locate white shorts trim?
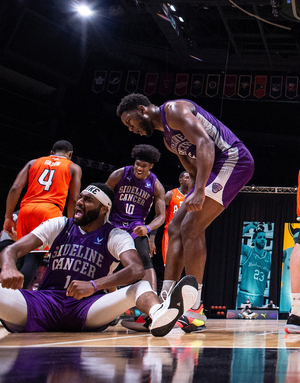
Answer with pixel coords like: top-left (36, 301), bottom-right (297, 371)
top-left (205, 147), bottom-right (239, 206)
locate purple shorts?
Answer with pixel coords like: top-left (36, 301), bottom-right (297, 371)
top-left (187, 142), bottom-right (254, 208)
top-left (112, 220), bottom-right (144, 240)
top-left (1, 290), bottom-right (108, 333)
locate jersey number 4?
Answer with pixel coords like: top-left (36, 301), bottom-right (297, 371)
top-left (38, 169), bottom-right (55, 191)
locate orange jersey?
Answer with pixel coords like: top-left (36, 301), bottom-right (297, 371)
top-left (164, 188), bottom-right (186, 229)
top-left (162, 188), bottom-right (186, 264)
top-left (20, 155), bottom-right (72, 211)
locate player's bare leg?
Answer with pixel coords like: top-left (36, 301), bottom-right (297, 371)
top-left (143, 268), bottom-right (157, 292)
top-left (285, 243), bottom-right (300, 333)
top-left (86, 278), bottom-right (198, 337)
top-left (181, 197), bottom-right (224, 284)
top-left (0, 286), bottom-right (28, 328)
top-left (163, 203), bottom-right (187, 283)
top-left (163, 197), bottom-right (224, 332)
top-left (164, 197), bottom-right (224, 284)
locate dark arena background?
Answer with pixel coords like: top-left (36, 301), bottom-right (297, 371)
top-left (1, 1), bottom-right (300, 382)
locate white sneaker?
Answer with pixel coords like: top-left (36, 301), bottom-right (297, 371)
top-left (150, 275), bottom-right (198, 337)
top-left (248, 312), bottom-right (258, 319)
top-left (160, 290), bottom-right (169, 301)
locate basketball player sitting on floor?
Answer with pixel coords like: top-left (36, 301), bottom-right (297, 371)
top-left (238, 299), bottom-right (258, 319)
top-left (0, 183), bottom-right (198, 337)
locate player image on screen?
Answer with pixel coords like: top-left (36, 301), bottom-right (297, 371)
top-left (236, 222), bottom-right (273, 308)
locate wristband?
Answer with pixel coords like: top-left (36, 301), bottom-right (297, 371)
top-left (146, 225), bottom-right (151, 234)
top-left (90, 280), bottom-right (98, 292)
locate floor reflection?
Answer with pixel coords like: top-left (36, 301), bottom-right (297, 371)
top-left (1, 344), bottom-right (300, 383)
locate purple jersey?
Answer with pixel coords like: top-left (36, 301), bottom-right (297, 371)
top-left (160, 99), bottom-right (241, 160)
top-left (109, 166), bottom-right (156, 230)
top-left (160, 100), bottom-right (254, 208)
top-left (39, 219), bottom-right (118, 291)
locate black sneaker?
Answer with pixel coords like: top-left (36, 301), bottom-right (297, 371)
top-left (108, 317), bottom-right (120, 326)
top-left (121, 314), bottom-right (152, 332)
top-left (285, 314), bottom-right (300, 333)
top-left (150, 275), bottom-right (198, 337)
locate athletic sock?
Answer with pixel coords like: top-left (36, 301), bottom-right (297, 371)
top-left (291, 293), bottom-right (300, 316)
top-left (160, 280), bottom-right (176, 297)
top-left (191, 284), bottom-right (203, 310)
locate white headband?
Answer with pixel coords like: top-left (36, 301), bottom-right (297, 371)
top-left (84, 185), bottom-right (112, 222)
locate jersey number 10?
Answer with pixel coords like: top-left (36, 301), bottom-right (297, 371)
top-left (125, 203), bottom-right (135, 215)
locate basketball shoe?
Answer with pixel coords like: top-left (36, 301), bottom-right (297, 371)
top-left (176, 303), bottom-right (207, 333)
top-left (121, 276), bottom-right (198, 335)
top-left (284, 314), bottom-right (300, 333)
top-left (121, 313), bottom-right (151, 332)
top-left (150, 275), bottom-right (198, 337)
top-left (108, 317), bottom-right (120, 326)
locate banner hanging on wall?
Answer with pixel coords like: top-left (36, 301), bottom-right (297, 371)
top-left (143, 73), bottom-right (158, 96)
top-left (238, 75), bottom-right (252, 98)
top-left (269, 76), bottom-right (283, 99)
top-left (253, 75), bottom-right (267, 98)
top-left (190, 74), bottom-right (204, 97)
top-left (205, 74), bottom-right (220, 97)
top-left (107, 71), bottom-right (122, 94)
top-left (159, 73), bottom-right (174, 96)
top-left (285, 76), bottom-right (298, 99)
top-left (223, 74), bottom-right (237, 97)
top-left (174, 73), bottom-right (189, 96)
top-left (92, 70), bottom-right (107, 93)
top-left (125, 71), bottom-right (140, 93)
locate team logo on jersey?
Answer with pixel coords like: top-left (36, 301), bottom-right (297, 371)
top-left (145, 182), bottom-right (151, 188)
top-left (94, 237), bottom-right (104, 245)
top-left (212, 183), bottom-right (223, 193)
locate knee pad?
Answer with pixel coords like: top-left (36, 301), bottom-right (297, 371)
top-left (134, 236), bottom-right (153, 270)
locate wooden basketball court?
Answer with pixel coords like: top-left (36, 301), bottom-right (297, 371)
top-left (0, 319), bottom-right (298, 382)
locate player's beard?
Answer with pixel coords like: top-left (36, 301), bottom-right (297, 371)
top-left (73, 205), bottom-right (101, 227)
top-left (140, 118), bottom-right (155, 138)
top-left (256, 241), bottom-right (265, 250)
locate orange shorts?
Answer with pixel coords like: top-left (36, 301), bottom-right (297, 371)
top-left (17, 203), bottom-right (62, 240)
top-left (162, 229), bottom-right (169, 266)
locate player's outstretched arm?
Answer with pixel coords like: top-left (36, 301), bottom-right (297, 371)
top-left (0, 233), bottom-right (43, 289)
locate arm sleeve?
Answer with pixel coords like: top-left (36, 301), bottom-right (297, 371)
top-left (31, 217), bottom-right (68, 249)
top-left (107, 228), bottom-right (136, 260)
